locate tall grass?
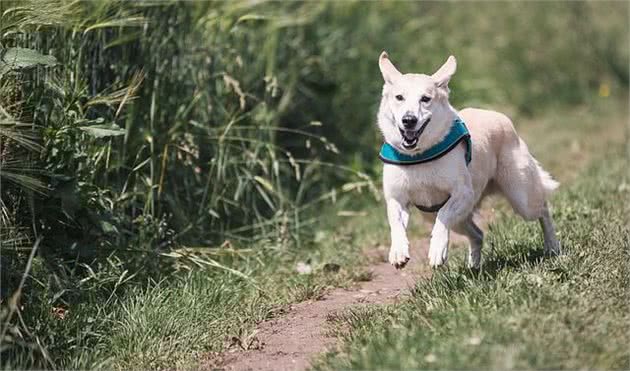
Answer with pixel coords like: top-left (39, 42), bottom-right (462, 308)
top-left (2, 0), bottom-right (627, 252)
top-left (0, 0), bottom-right (627, 368)
top-left (0, 1), bottom-right (377, 366)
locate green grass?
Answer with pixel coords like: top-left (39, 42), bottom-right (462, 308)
top-left (1, 194), bottom-right (389, 370)
top-left (11, 99), bottom-right (619, 371)
top-left (314, 142), bottom-right (630, 369)
top-left (1, 1), bottom-right (628, 369)
top-left (4, 92), bottom-right (627, 371)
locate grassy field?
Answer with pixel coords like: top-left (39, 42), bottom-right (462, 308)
top-left (2, 204), bottom-right (382, 369)
top-left (314, 99), bottom-right (629, 370)
top-left (4, 97), bottom-right (626, 370)
top-left (1, 1), bottom-right (628, 369)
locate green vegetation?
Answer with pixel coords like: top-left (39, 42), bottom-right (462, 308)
top-left (1, 217), bottom-right (382, 369)
top-left (0, 0), bottom-right (628, 369)
top-left (315, 146), bottom-right (629, 370)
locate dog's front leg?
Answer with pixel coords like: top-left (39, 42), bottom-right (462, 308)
top-left (387, 198), bottom-right (411, 269)
top-left (429, 184), bottom-right (475, 267)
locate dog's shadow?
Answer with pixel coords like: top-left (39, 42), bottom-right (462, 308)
top-left (460, 243), bottom-right (549, 280)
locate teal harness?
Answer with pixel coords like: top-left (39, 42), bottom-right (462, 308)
top-left (379, 117), bottom-right (472, 212)
top-left (379, 118), bottom-right (472, 166)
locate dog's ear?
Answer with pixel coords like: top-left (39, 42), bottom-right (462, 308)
top-left (379, 51), bottom-right (402, 85)
top-left (432, 55), bottom-right (457, 88)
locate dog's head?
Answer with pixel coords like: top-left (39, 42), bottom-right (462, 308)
top-left (377, 52), bottom-right (457, 153)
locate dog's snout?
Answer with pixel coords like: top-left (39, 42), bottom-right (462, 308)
top-left (402, 113), bottom-right (418, 128)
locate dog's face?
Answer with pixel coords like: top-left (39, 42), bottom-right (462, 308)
top-left (377, 52), bottom-right (457, 153)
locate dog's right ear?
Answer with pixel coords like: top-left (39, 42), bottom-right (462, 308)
top-left (379, 51), bottom-right (402, 85)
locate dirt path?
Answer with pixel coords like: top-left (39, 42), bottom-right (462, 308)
top-left (219, 241), bottom-right (429, 371)
top-left (218, 211), bottom-right (493, 371)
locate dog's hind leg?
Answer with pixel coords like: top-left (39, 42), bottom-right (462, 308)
top-left (453, 215), bottom-right (484, 268)
top-left (496, 137), bottom-right (560, 255)
top-left (539, 203), bottom-right (561, 255)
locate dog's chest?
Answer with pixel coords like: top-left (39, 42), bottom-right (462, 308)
top-left (382, 162), bottom-right (453, 209)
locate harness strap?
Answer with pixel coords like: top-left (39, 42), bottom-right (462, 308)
top-left (415, 196), bottom-right (450, 213)
top-left (378, 118), bottom-right (472, 166)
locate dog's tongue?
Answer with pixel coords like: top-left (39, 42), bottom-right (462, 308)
top-left (399, 128), bottom-right (420, 149)
top-left (402, 130), bottom-right (418, 141)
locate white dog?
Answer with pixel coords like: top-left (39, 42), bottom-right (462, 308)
top-left (377, 51), bottom-right (560, 269)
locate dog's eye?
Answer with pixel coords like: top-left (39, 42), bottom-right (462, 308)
top-left (395, 95), bottom-right (404, 101)
top-left (420, 96), bottom-right (431, 103)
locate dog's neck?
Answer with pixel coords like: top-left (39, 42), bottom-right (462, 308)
top-left (414, 103), bottom-right (459, 154)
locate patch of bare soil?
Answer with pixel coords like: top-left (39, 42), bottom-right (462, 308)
top-left (217, 243), bottom-right (428, 371)
top-left (214, 210), bottom-right (494, 371)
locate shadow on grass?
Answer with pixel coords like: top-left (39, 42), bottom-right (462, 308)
top-left (449, 239), bottom-right (566, 286)
top-left (475, 244), bottom-right (547, 278)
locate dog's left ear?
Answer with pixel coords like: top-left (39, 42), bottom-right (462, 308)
top-left (432, 55), bottom-right (457, 88)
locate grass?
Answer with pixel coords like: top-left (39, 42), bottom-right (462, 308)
top-left (1, 192), bottom-right (390, 370)
top-left (1, 1), bottom-right (628, 369)
top-left (5, 97), bottom-right (620, 370)
top-left (313, 99), bottom-right (630, 370)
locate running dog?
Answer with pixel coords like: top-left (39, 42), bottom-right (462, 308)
top-left (377, 52), bottom-right (560, 269)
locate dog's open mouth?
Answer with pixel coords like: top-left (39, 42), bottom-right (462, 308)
top-left (399, 118), bottom-right (431, 150)
top-left (400, 129), bottom-right (420, 149)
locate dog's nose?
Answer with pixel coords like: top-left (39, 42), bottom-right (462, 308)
top-left (402, 114), bottom-right (418, 128)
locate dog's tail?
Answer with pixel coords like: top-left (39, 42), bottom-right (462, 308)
top-left (535, 159), bottom-right (560, 197)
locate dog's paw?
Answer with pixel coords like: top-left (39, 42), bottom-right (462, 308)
top-left (544, 239), bottom-right (562, 257)
top-left (468, 248), bottom-right (481, 269)
top-left (428, 233), bottom-right (448, 267)
top-left (388, 244), bottom-right (410, 269)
